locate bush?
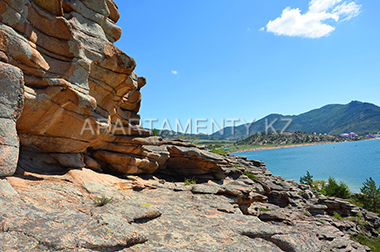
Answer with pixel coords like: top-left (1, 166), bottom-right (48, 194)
top-left (333, 211), bottom-right (344, 220)
top-left (300, 171), bottom-right (313, 187)
top-left (153, 129), bottom-right (159, 136)
top-left (209, 148), bottom-right (228, 155)
top-left (243, 172), bottom-right (261, 181)
top-left (351, 234), bottom-right (380, 252)
top-left (184, 177), bottom-right (197, 185)
top-left (312, 180), bottom-right (326, 190)
top-left (320, 177), bottom-right (351, 199)
top-left (359, 177), bottom-right (380, 213)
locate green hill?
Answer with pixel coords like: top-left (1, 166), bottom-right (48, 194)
top-left (211, 101), bottom-right (380, 140)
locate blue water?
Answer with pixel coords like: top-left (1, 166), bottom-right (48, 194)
top-left (233, 139), bottom-right (380, 193)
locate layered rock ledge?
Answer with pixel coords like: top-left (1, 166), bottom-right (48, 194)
top-left (1, 155), bottom-right (377, 251)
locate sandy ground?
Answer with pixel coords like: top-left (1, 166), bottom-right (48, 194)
top-left (231, 137), bottom-right (380, 154)
top-left (231, 141), bottom-right (339, 154)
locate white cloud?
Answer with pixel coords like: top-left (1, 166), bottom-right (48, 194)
top-left (309, 0), bottom-right (342, 13)
top-left (264, 0), bottom-right (361, 38)
top-left (333, 2), bottom-right (361, 21)
top-left (259, 27), bottom-right (265, 32)
top-left (247, 28), bottom-right (251, 31)
top-left (171, 70), bottom-right (178, 75)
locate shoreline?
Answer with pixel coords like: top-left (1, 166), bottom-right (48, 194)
top-left (230, 138), bottom-right (380, 154)
top-left (230, 142), bottom-right (334, 154)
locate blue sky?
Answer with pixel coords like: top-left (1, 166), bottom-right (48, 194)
top-left (114, 0), bottom-right (380, 134)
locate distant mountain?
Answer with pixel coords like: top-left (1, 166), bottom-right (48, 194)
top-left (211, 101), bottom-right (380, 140)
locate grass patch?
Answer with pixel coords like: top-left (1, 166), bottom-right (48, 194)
top-left (352, 234), bottom-right (380, 251)
top-left (333, 211), bottom-right (344, 220)
top-left (93, 197), bottom-right (113, 207)
top-left (259, 207), bottom-right (272, 212)
top-left (209, 148), bottom-right (228, 155)
top-left (243, 172), bottom-right (261, 181)
top-left (345, 214), bottom-right (366, 225)
top-left (184, 177), bottom-right (197, 185)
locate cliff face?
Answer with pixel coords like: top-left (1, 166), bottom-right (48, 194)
top-left (0, 0), bottom-right (150, 174)
top-left (0, 0), bottom-right (227, 177)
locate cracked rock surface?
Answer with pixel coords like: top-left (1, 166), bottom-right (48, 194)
top-left (0, 156), bottom-right (377, 251)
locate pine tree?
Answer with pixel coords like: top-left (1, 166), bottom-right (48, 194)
top-left (360, 177), bottom-right (380, 213)
top-left (300, 171), bottom-right (313, 187)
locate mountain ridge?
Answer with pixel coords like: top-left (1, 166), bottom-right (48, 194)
top-left (211, 100), bottom-right (380, 140)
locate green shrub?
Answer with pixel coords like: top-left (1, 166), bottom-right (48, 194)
top-left (333, 211), bottom-right (344, 220)
top-left (320, 177), bottom-right (351, 199)
top-left (243, 172), bottom-right (261, 181)
top-left (153, 129), bottom-right (159, 136)
top-left (184, 177), bottom-right (197, 185)
top-left (349, 178), bottom-right (380, 214)
top-left (345, 214), bottom-right (362, 223)
top-left (312, 180), bottom-right (326, 190)
top-left (351, 234), bottom-right (380, 251)
top-left (359, 177), bottom-right (380, 213)
top-left (209, 148), bottom-right (228, 155)
top-left (300, 171), bottom-right (313, 187)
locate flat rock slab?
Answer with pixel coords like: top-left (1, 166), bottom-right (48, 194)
top-left (0, 168), bottom-right (373, 251)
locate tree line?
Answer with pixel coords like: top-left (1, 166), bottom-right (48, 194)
top-left (300, 171), bottom-right (380, 213)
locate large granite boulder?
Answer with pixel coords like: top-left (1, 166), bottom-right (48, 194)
top-left (0, 62), bottom-right (24, 176)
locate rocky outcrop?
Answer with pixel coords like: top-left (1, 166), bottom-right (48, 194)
top-left (0, 0), bottom-right (165, 176)
top-left (0, 0), bottom-right (241, 178)
top-left (0, 62), bottom-right (24, 176)
top-left (0, 156), bottom-right (376, 251)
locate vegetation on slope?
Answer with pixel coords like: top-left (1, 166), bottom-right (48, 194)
top-left (300, 172), bottom-right (380, 250)
top-left (211, 101), bottom-right (380, 140)
top-left (236, 131), bottom-right (349, 146)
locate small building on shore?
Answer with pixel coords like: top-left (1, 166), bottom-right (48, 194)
top-left (349, 132), bottom-right (358, 138)
top-left (340, 132), bottom-right (358, 138)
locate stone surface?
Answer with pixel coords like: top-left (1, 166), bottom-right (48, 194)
top-left (0, 62), bottom-right (24, 176)
top-left (0, 0), bottom-right (165, 175)
top-left (0, 165), bottom-right (375, 251)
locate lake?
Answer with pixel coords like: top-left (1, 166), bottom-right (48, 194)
top-left (233, 138), bottom-right (380, 193)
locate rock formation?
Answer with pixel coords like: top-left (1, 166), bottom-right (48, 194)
top-left (0, 0), bottom-right (379, 251)
top-left (0, 62), bottom-right (24, 176)
top-left (0, 155), bottom-right (378, 251)
top-left (0, 0), bottom-right (226, 177)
